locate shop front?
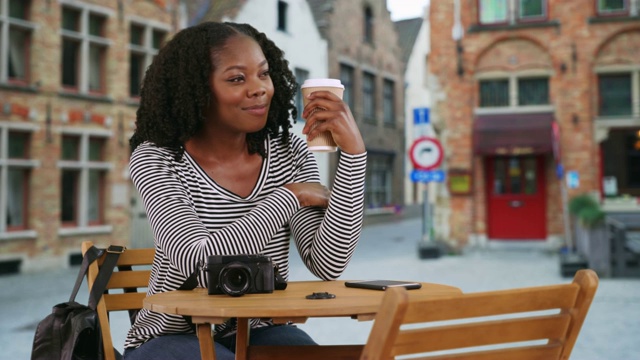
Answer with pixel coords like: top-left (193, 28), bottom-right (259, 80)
top-left (474, 112), bottom-right (556, 240)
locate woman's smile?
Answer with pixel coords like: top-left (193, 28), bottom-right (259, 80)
top-left (242, 103), bottom-right (269, 116)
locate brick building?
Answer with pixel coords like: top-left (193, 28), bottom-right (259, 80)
top-left (0, 0), bottom-right (182, 272)
top-left (308, 0), bottom-right (407, 212)
top-left (430, 0), bottom-right (640, 248)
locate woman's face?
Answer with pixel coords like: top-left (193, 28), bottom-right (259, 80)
top-left (207, 35), bottom-right (274, 134)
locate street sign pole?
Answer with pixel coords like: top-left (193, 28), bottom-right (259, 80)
top-left (419, 184), bottom-right (440, 259)
top-left (410, 109), bottom-right (441, 259)
top-left (422, 186), bottom-right (431, 242)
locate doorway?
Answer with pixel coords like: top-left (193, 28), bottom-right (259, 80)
top-left (486, 155), bottom-right (546, 239)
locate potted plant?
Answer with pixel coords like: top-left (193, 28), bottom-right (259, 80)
top-left (568, 193), bottom-right (609, 277)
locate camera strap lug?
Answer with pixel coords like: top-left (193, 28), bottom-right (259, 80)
top-left (178, 260), bottom-right (204, 291)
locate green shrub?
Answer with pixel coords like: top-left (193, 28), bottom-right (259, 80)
top-left (569, 194), bottom-right (604, 228)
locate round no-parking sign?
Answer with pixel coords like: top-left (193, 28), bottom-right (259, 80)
top-left (409, 137), bottom-right (443, 170)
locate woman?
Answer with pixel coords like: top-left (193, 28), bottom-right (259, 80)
top-left (124, 21), bottom-right (366, 359)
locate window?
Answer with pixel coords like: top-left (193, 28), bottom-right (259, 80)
top-left (364, 6), bottom-right (374, 43)
top-left (277, 1), bottom-right (288, 31)
top-left (601, 129), bottom-right (640, 196)
top-left (597, 0), bottom-right (639, 16)
top-left (365, 154), bottom-right (393, 208)
top-left (340, 64), bottom-right (355, 110)
top-left (0, 123), bottom-right (39, 238)
top-left (129, 20), bottom-right (168, 98)
top-left (294, 68), bottom-right (309, 120)
top-left (61, 4), bottom-right (110, 94)
top-left (478, 75), bottom-right (550, 109)
top-left (480, 79), bottom-right (509, 107)
top-left (492, 156), bottom-right (537, 195)
top-left (518, 77), bottom-right (549, 106)
top-left (383, 79), bottom-right (395, 127)
top-left (0, 0), bottom-right (36, 85)
top-left (363, 71), bottom-right (376, 123)
top-left (598, 73), bottom-right (634, 117)
top-left (58, 130), bottom-right (112, 232)
top-left (479, 0), bottom-right (547, 25)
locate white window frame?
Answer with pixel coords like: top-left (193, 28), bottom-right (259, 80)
top-left (57, 127), bottom-right (113, 236)
top-left (59, 0), bottom-right (113, 94)
top-left (127, 15), bottom-right (170, 98)
top-left (0, 0), bottom-right (38, 84)
top-left (475, 70), bottom-right (555, 115)
top-left (0, 121), bottom-right (39, 240)
top-left (479, 0), bottom-right (548, 25)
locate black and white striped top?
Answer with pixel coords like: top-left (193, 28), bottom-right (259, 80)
top-left (124, 134), bottom-right (366, 349)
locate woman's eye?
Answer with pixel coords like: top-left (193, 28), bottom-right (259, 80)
top-left (261, 70), bottom-right (270, 78)
top-left (229, 76), bottom-right (244, 83)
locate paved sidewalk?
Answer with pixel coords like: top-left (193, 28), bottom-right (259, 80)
top-left (2, 217), bottom-right (639, 359)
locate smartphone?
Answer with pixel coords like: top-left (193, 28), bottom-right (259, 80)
top-left (344, 280), bottom-right (422, 291)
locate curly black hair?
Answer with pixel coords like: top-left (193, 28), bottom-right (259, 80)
top-left (130, 21), bottom-right (298, 158)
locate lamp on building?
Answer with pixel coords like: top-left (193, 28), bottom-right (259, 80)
top-left (118, 111), bottom-right (125, 147)
top-left (456, 42), bottom-right (464, 77)
top-left (571, 43), bottom-right (577, 73)
top-left (46, 102), bottom-right (52, 143)
top-left (118, 0), bottom-right (124, 24)
top-left (452, 0), bottom-right (464, 78)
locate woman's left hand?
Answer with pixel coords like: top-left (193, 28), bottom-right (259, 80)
top-left (301, 90), bottom-right (365, 155)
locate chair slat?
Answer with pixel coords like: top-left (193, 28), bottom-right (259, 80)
top-left (107, 270), bottom-right (151, 289)
top-left (103, 293), bottom-right (148, 311)
top-left (97, 248), bottom-right (155, 266)
top-left (405, 343), bottom-right (563, 360)
top-left (393, 314), bottom-right (571, 355)
top-left (403, 285), bottom-right (579, 324)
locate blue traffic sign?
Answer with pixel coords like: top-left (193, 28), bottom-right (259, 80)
top-left (413, 108), bottom-right (430, 125)
top-left (411, 170), bottom-right (445, 183)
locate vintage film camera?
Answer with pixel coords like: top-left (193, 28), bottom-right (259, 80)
top-left (206, 254), bottom-right (287, 297)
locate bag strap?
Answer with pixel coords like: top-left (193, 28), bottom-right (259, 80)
top-left (69, 245), bottom-right (104, 303)
top-left (88, 245), bottom-right (125, 310)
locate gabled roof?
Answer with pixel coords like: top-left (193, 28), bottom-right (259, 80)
top-left (200, 0), bottom-right (248, 22)
top-left (306, 0), bottom-right (335, 38)
top-left (394, 17), bottom-right (423, 65)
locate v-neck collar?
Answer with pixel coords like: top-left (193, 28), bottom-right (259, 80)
top-left (184, 137), bottom-right (270, 201)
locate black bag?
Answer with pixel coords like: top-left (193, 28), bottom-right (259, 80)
top-left (31, 245), bottom-right (124, 360)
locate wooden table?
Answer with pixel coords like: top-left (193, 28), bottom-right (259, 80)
top-left (143, 280), bottom-right (462, 360)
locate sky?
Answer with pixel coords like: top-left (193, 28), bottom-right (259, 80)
top-left (386, 0), bottom-right (430, 21)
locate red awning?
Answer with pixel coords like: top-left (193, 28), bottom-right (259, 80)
top-left (473, 112), bottom-right (555, 155)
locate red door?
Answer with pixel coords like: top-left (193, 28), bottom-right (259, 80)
top-left (487, 156), bottom-right (546, 239)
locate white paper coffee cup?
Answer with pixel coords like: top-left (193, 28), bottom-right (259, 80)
top-left (301, 79), bottom-right (345, 152)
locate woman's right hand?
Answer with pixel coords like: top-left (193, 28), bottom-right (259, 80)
top-left (284, 183), bottom-right (330, 208)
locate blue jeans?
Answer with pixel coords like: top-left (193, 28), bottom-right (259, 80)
top-left (123, 325), bottom-right (317, 360)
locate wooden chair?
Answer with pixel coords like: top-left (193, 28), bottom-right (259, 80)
top-left (360, 269), bottom-right (598, 360)
top-left (81, 241), bottom-right (155, 360)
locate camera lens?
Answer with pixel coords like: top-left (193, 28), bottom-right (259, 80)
top-left (219, 263), bottom-right (251, 297)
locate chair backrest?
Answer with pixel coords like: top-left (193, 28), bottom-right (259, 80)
top-left (360, 269), bottom-right (599, 360)
top-left (81, 241), bottom-right (155, 360)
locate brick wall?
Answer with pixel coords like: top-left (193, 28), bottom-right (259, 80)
top-left (0, 0), bottom-right (177, 272)
top-left (430, 0), bottom-right (640, 247)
